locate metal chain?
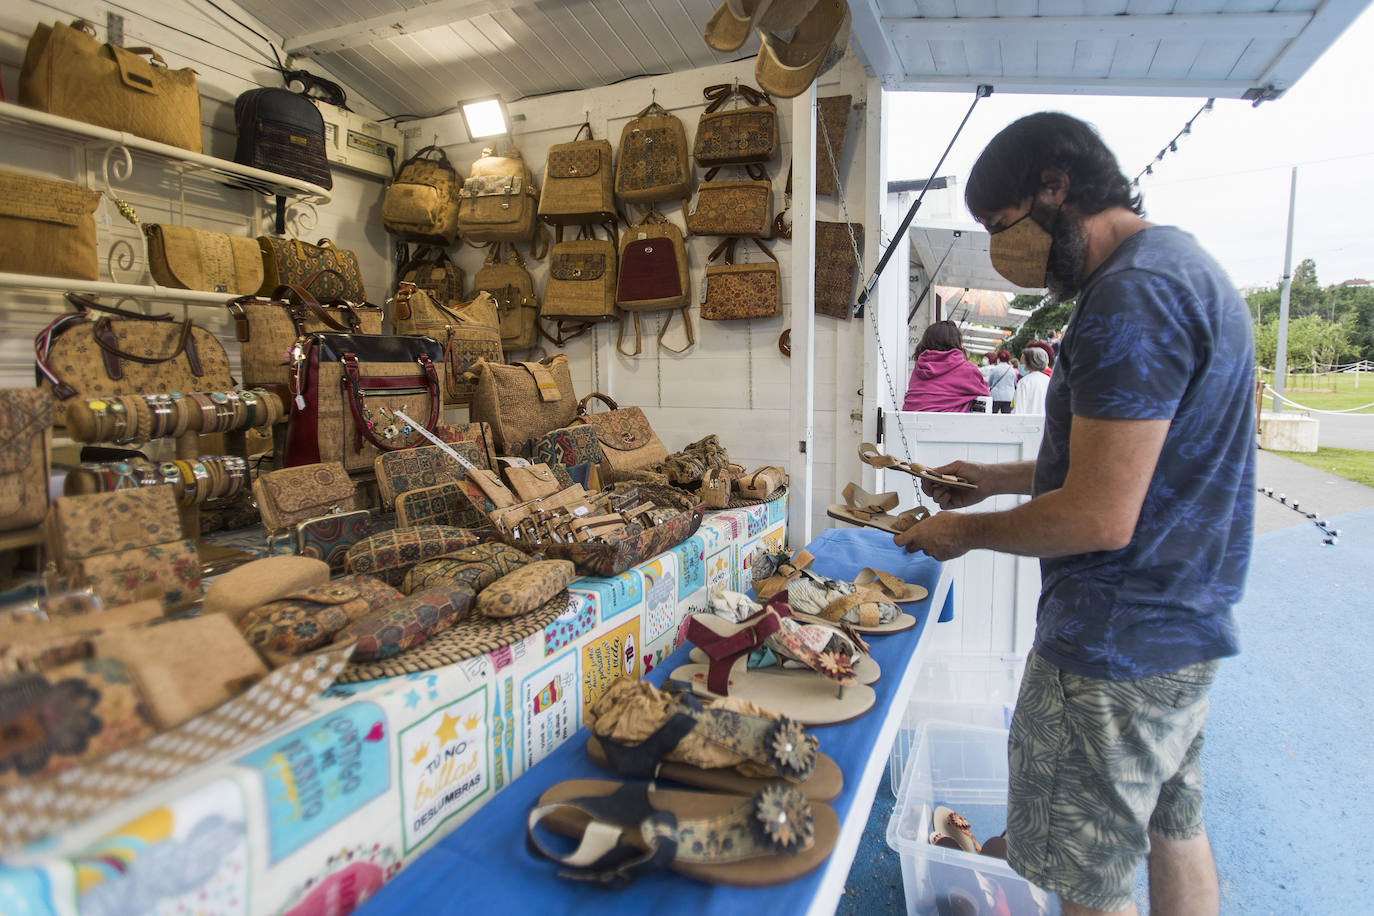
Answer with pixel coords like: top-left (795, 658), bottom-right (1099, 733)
top-left (816, 100), bottom-right (914, 464)
top-left (592, 323), bottom-right (601, 392)
top-left (747, 321), bottom-right (754, 410)
top-left (656, 315), bottom-right (663, 408)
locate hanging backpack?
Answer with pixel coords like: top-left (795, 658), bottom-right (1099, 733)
top-left (615, 100), bottom-right (692, 206)
top-left (538, 122), bottom-right (616, 226)
top-left (615, 210), bottom-right (693, 357)
top-left (456, 145), bottom-right (540, 243)
top-left (473, 243), bottom-right (539, 352)
top-left (382, 145), bottom-right (461, 245)
top-left (396, 246), bottom-right (465, 306)
top-left (541, 222), bottom-right (618, 346)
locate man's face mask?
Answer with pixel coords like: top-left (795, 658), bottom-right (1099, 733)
top-left (988, 208), bottom-right (1054, 289)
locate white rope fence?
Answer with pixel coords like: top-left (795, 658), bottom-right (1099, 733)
top-left (1261, 385), bottom-right (1374, 415)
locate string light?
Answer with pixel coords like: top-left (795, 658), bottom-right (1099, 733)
top-left (1130, 98), bottom-right (1215, 188)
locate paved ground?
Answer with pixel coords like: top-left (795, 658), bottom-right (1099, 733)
top-left (1311, 411), bottom-right (1374, 451)
top-left (1253, 449), bottom-right (1374, 534)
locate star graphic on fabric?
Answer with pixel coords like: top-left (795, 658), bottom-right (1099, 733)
top-left (410, 744), bottom-right (429, 765)
top-left (434, 712), bottom-right (461, 745)
top-left (404, 689), bottom-right (421, 709)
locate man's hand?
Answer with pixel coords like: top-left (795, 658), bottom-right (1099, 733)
top-left (894, 510), bottom-right (974, 561)
top-left (921, 460), bottom-right (994, 510)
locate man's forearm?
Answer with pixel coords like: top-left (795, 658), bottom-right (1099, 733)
top-left (985, 461), bottom-right (1037, 496)
top-left (958, 487), bottom-right (1131, 558)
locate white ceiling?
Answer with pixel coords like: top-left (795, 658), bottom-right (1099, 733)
top-left (238, 0), bottom-right (1373, 116)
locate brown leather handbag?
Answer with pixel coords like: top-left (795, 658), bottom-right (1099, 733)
top-left (573, 393), bottom-right (668, 483)
top-left (539, 122), bottom-right (616, 226)
top-left (227, 285), bottom-right (384, 389)
top-left (35, 294), bottom-right (233, 422)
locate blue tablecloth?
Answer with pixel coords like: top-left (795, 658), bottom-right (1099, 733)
top-left (359, 529), bottom-right (952, 915)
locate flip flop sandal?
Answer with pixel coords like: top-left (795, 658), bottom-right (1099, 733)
top-left (786, 570), bottom-right (916, 635)
top-left (752, 548), bottom-right (815, 600)
top-left (529, 778), bottom-right (838, 886)
top-left (933, 805), bottom-right (981, 854)
top-left (669, 601), bottom-right (876, 726)
top-left (853, 568), bottom-right (928, 603)
top-left (688, 590), bottom-right (881, 684)
top-left (858, 441), bottom-right (978, 491)
top-left (825, 483), bottom-right (930, 535)
top-left (584, 679), bottom-right (842, 801)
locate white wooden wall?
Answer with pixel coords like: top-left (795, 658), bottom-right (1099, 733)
top-left (0, 0), bottom-right (391, 386)
top-left (405, 52), bottom-right (876, 541)
top-left (887, 411), bottom-right (1046, 655)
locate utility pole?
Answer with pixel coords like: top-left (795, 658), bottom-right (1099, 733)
top-left (1272, 167), bottom-right (1298, 412)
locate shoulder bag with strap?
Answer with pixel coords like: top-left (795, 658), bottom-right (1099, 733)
top-left (693, 83), bottom-right (779, 168)
top-left (615, 210), bottom-right (694, 357)
top-left (467, 355), bottom-right (578, 455)
top-left (572, 393), bottom-right (669, 484)
top-left (473, 243), bottom-right (539, 352)
top-left (227, 284), bottom-right (383, 388)
top-left (701, 237), bottom-right (781, 320)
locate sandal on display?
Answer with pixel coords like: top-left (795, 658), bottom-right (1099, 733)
top-left (826, 482), bottom-right (930, 535)
top-left (786, 573), bottom-right (916, 635)
top-left (751, 548), bottom-right (814, 600)
top-left (668, 596), bottom-right (876, 726)
top-left (853, 567), bottom-right (928, 603)
top-left (529, 779), bottom-right (838, 886)
top-left (584, 678), bottom-right (842, 801)
top-left (932, 805), bottom-right (981, 854)
top-left (858, 442), bottom-right (978, 491)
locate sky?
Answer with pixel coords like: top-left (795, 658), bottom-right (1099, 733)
top-left (884, 3), bottom-right (1374, 292)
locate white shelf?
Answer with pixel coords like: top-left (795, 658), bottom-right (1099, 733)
top-left (0, 101), bottom-right (333, 205)
top-left (0, 272), bottom-right (236, 306)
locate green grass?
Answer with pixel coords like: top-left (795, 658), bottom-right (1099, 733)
top-left (1271, 447), bottom-right (1374, 489)
top-left (1255, 368), bottom-right (1374, 413)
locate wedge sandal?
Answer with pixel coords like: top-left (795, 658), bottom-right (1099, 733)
top-left (858, 441), bottom-right (977, 490)
top-left (826, 482), bottom-right (930, 535)
top-left (584, 678), bottom-right (842, 801)
top-left (668, 598), bottom-right (876, 726)
top-left (529, 779), bottom-right (838, 886)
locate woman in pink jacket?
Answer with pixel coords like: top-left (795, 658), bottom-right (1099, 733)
top-left (902, 320), bottom-right (991, 412)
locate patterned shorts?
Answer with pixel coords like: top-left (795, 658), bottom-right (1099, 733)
top-left (1006, 653), bottom-right (1219, 912)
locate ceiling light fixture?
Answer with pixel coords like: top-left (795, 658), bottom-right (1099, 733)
top-left (459, 96), bottom-right (509, 141)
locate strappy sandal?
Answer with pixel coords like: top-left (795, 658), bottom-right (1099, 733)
top-left (786, 573), bottom-right (917, 635)
top-left (691, 588), bottom-right (881, 679)
top-left (529, 779), bottom-right (838, 886)
top-left (668, 597), bottom-right (876, 726)
top-left (584, 678), bottom-right (842, 801)
top-left (826, 482), bottom-right (930, 535)
top-left (752, 548), bottom-right (814, 600)
top-left (853, 568), bottom-right (928, 603)
top-left (858, 442), bottom-right (977, 490)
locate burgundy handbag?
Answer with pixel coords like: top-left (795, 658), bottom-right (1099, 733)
top-left (285, 332), bottom-right (445, 473)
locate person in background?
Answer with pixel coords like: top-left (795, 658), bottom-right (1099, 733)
top-left (1012, 344), bottom-right (1051, 414)
top-left (1025, 339), bottom-right (1056, 375)
top-left (986, 349), bottom-right (1017, 413)
top-left (1048, 327), bottom-right (1064, 357)
top-left (903, 320), bottom-right (990, 412)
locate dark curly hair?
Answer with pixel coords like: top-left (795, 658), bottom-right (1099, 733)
top-left (914, 320), bottom-right (963, 360)
top-left (965, 112), bottom-right (1143, 220)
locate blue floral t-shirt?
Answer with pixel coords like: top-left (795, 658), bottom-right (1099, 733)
top-left (1032, 226), bottom-right (1255, 680)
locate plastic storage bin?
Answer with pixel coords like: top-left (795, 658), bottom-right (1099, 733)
top-left (886, 721), bottom-right (1060, 916)
top-left (889, 653), bottom-right (1026, 788)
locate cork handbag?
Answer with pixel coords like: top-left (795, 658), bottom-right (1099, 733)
top-left (390, 287), bottom-right (504, 407)
top-left (0, 170), bottom-right (101, 281)
top-left (284, 332), bottom-right (445, 473)
top-left (615, 210), bottom-right (694, 357)
top-left (35, 294), bottom-right (233, 418)
top-left (144, 224), bottom-right (264, 295)
top-left (383, 145), bottom-right (461, 245)
top-left (457, 145), bottom-right (540, 243)
top-left (0, 389), bottom-right (56, 533)
top-left (616, 100), bottom-right (692, 206)
top-left (573, 392), bottom-right (668, 483)
top-left (701, 237), bottom-right (781, 320)
top-left (20, 20), bottom-right (203, 153)
top-left (227, 284), bottom-right (384, 389)
top-left (539, 122), bottom-right (616, 226)
top-left (692, 83), bottom-right (779, 168)
top-left (473, 244), bottom-right (539, 351)
top-left (541, 223), bottom-right (619, 338)
top-left (257, 236), bottom-right (367, 303)
top-left (398, 247), bottom-right (465, 306)
top-left (252, 461), bottom-right (358, 536)
top-left (467, 355), bottom-right (578, 455)
top-left (685, 169), bottom-right (774, 238)
top-left (815, 220), bottom-right (864, 318)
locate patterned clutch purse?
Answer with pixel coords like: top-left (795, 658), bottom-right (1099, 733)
top-left (253, 462), bottom-right (358, 535)
top-left (296, 509), bottom-right (394, 573)
top-left (701, 237), bottom-right (781, 321)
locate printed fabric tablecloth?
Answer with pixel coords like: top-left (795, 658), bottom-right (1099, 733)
top-left (0, 496), bottom-right (788, 916)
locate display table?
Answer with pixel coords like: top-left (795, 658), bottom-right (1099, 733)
top-left (0, 498), bottom-right (789, 916)
top-left (357, 528), bottom-right (954, 916)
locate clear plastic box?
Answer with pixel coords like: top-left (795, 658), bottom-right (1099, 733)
top-left (889, 653), bottom-right (1026, 788)
top-left (886, 721), bottom-right (1061, 915)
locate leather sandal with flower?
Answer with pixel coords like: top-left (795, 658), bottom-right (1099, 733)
top-left (858, 442), bottom-right (977, 490)
top-left (528, 778), bottom-right (838, 886)
top-left (668, 594), bottom-right (876, 726)
top-left (826, 482), bottom-right (930, 535)
top-left (584, 678), bottom-right (842, 801)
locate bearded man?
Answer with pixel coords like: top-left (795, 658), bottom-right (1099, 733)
top-left (898, 112), bottom-right (1256, 916)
